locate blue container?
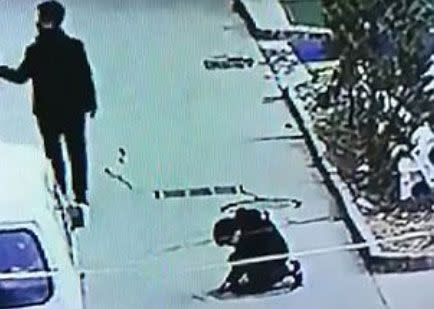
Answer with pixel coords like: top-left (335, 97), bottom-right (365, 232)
top-left (291, 38), bottom-right (329, 62)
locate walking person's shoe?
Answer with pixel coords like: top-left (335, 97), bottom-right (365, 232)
top-left (73, 194), bottom-right (90, 228)
top-left (78, 202), bottom-right (90, 228)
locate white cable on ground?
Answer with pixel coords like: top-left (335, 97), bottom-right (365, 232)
top-left (188, 230), bottom-right (433, 273)
top-left (1, 229), bottom-right (432, 280)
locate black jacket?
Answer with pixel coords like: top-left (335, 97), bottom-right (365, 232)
top-left (0, 29), bottom-right (96, 118)
top-left (225, 210), bottom-right (289, 287)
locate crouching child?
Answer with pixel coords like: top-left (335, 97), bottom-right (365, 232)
top-left (212, 208), bottom-right (302, 296)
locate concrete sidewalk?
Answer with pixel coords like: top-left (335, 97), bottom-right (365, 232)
top-left (238, 0), bottom-right (434, 272)
top-left (236, 0), bottom-right (434, 308)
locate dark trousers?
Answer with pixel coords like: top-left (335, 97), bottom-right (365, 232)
top-left (37, 114), bottom-right (88, 202)
top-left (228, 260), bottom-right (289, 295)
top-left (229, 260), bottom-right (301, 295)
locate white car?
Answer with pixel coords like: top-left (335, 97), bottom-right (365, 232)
top-left (0, 142), bottom-right (84, 308)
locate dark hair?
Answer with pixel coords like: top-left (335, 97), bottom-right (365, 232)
top-left (37, 1), bottom-right (65, 27)
top-left (235, 207), bottom-right (267, 231)
top-left (212, 218), bottom-right (236, 246)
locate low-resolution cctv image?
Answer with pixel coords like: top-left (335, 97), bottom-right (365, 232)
top-left (1, 0), bottom-right (434, 308)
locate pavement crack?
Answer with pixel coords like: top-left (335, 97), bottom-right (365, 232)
top-left (285, 216), bottom-right (332, 226)
top-left (104, 167), bottom-right (133, 191)
top-left (251, 135), bottom-right (304, 142)
top-left (370, 274), bottom-right (392, 309)
top-left (221, 186), bottom-right (302, 212)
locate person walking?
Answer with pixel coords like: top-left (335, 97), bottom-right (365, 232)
top-left (0, 1), bottom-right (97, 207)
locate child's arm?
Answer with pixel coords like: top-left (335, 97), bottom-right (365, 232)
top-left (217, 265), bottom-right (244, 293)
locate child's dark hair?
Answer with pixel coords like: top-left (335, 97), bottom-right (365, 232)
top-left (213, 218), bottom-right (237, 246)
top-left (37, 1), bottom-right (65, 27)
top-left (235, 208), bottom-right (269, 232)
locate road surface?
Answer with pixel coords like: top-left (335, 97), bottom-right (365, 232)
top-left (0, 1), bottom-right (432, 308)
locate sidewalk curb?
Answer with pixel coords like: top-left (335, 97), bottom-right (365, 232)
top-left (237, 0), bottom-right (434, 273)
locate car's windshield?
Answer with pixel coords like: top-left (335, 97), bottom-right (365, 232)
top-left (0, 229), bottom-right (53, 308)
